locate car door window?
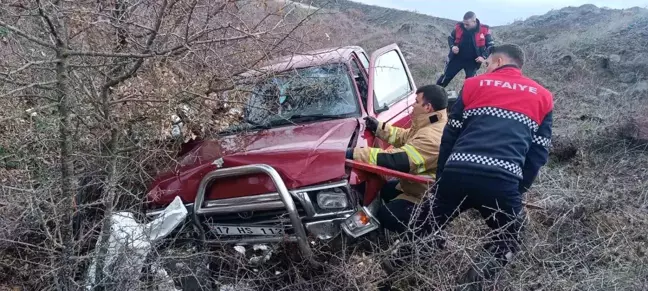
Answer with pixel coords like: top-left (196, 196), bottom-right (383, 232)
top-left (358, 52), bottom-right (369, 72)
top-left (373, 50), bottom-right (412, 111)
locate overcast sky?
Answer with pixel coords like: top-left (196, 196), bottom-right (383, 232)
top-left (352, 0), bottom-right (648, 25)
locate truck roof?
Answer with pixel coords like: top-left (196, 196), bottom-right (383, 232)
top-left (242, 46), bottom-right (363, 77)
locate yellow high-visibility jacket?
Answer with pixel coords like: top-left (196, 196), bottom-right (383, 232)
top-left (353, 110), bottom-right (447, 203)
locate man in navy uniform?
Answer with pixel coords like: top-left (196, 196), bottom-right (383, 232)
top-left (426, 43), bottom-right (553, 290)
top-left (436, 11), bottom-right (495, 88)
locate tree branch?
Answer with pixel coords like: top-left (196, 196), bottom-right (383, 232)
top-left (0, 80), bottom-right (58, 98)
top-left (1, 60), bottom-right (60, 76)
top-left (0, 76), bottom-right (56, 90)
top-left (102, 0), bottom-right (169, 89)
top-left (67, 31), bottom-right (269, 58)
top-left (205, 4), bottom-right (323, 94)
top-left (110, 98), bottom-right (168, 105)
top-left (37, 0), bottom-right (63, 47)
top-left (0, 19), bottom-right (58, 50)
top-left (184, 0), bottom-right (199, 42)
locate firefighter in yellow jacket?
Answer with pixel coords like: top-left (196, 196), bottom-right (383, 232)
top-left (346, 84), bottom-right (448, 234)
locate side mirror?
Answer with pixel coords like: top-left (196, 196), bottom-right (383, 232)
top-left (375, 103), bottom-right (389, 114)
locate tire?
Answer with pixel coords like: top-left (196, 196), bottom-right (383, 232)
top-left (144, 218), bottom-right (216, 291)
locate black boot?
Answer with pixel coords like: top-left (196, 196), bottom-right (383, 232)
top-left (455, 249), bottom-right (511, 291)
top-left (377, 280), bottom-right (394, 291)
top-left (378, 246), bottom-right (406, 291)
top-left (380, 240), bottom-right (413, 275)
top-left (455, 266), bottom-right (483, 291)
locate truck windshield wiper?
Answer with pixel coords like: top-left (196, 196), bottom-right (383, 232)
top-left (220, 114), bottom-right (349, 133)
top-left (261, 113), bottom-right (345, 127)
top-left (245, 118), bottom-right (272, 129)
top-left (286, 113), bottom-right (347, 120)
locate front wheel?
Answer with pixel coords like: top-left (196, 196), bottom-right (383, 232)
top-left (142, 218), bottom-right (216, 291)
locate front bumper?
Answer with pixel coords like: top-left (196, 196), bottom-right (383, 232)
top-left (145, 164), bottom-right (381, 259)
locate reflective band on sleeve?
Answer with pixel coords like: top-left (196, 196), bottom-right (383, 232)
top-left (401, 144), bottom-right (426, 174)
top-left (388, 127), bottom-right (397, 144)
top-left (369, 148), bottom-right (379, 165)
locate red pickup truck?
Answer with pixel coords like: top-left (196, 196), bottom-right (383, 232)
top-left (143, 44), bottom-right (440, 260)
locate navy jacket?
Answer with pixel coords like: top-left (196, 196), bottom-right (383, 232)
top-left (436, 65), bottom-right (554, 194)
top-left (447, 19), bottom-right (495, 61)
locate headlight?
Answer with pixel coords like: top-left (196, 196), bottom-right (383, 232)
top-left (316, 188), bottom-right (348, 209)
top-left (341, 207), bottom-right (379, 238)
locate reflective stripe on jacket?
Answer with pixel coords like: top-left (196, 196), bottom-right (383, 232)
top-left (353, 110), bottom-right (447, 203)
top-left (437, 65), bottom-right (553, 195)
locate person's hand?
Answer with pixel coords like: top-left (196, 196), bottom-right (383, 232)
top-left (475, 56), bottom-right (485, 63)
top-left (451, 46), bottom-right (459, 54)
top-left (364, 116), bottom-right (379, 133)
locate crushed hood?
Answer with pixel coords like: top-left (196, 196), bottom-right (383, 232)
top-left (147, 118), bottom-right (360, 205)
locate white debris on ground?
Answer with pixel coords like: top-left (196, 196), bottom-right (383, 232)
top-left (219, 282), bottom-right (255, 291)
top-left (252, 244), bottom-right (269, 252)
top-left (25, 108), bottom-right (38, 117)
top-left (248, 244), bottom-right (273, 265)
top-left (152, 262), bottom-right (181, 291)
top-left (170, 114), bottom-right (183, 138)
top-left (84, 196), bottom-right (187, 290)
top-left (234, 245), bottom-right (247, 255)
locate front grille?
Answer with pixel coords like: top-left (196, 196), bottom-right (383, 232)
top-left (201, 204), bottom-right (308, 225)
top-left (198, 197), bottom-right (308, 238)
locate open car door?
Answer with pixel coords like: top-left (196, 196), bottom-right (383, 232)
top-left (366, 43), bottom-right (417, 149)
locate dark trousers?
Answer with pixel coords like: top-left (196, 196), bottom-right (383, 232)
top-left (436, 57), bottom-right (481, 88)
top-left (413, 172), bottom-right (525, 266)
top-left (376, 180), bottom-right (415, 234)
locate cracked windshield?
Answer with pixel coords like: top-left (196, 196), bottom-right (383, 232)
top-left (223, 63), bottom-right (359, 132)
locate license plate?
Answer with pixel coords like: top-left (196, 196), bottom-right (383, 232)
top-left (210, 225), bottom-right (284, 236)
